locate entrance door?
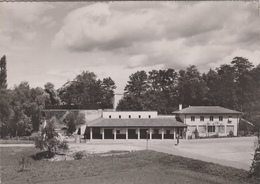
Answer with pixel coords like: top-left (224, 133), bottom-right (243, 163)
top-left (128, 129), bottom-right (137, 139)
top-left (104, 129), bottom-right (113, 139)
top-left (140, 129), bottom-right (149, 139)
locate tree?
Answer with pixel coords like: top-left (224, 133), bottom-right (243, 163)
top-left (0, 89), bottom-right (12, 138)
top-left (0, 55), bottom-right (7, 89)
top-left (177, 65), bottom-right (207, 107)
top-left (249, 138), bottom-right (260, 179)
top-left (124, 70), bottom-right (149, 97)
top-left (44, 82), bottom-right (60, 105)
top-left (34, 118), bottom-right (68, 158)
top-left (58, 71), bottom-right (116, 108)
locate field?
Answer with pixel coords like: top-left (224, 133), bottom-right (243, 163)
top-left (0, 146), bottom-right (258, 184)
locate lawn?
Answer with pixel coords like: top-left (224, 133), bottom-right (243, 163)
top-left (0, 147), bottom-right (258, 184)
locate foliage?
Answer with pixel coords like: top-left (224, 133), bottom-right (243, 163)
top-left (34, 119), bottom-right (68, 158)
top-left (63, 111), bottom-right (86, 135)
top-left (228, 130), bottom-right (234, 137)
top-left (73, 151), bottom-right (85, 160)
top-left (0, 55), bottom-right (7, 89)
top-left (249, 138), bottom-right (260, 179)
top-left (117, 69), bottom-right (178, 114)
top-left (44, 82), bottom-right (61, 105)
top-left (118, 57), bottom-right (260, 134)
top-left (58, 71), bottom-right (116, 108)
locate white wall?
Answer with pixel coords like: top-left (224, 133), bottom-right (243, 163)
top-left (103, 111), bottom-right (158, 119)
top-left (179, 114), bottom-right (240, 137)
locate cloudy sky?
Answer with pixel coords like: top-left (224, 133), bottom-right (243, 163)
top-left (0, 1), bottom-right (259, 93)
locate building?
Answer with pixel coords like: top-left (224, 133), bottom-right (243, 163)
top-left (173, 105), bottom-right (243, 138)
top-left (81, 111), bottom-right (187, 140)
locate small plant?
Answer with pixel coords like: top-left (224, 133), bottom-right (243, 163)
top-left (228, 130), bottom-right (234, 137)
top-left (74, 151), bottom-right (85, 160)
top-left (18, 156), bottom-right (28, 172)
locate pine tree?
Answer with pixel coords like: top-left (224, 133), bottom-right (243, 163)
top-left (0, 55), bottom-right (7, 89)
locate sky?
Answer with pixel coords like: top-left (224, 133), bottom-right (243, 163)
top-left (0, 1), bottom-right (259, 93)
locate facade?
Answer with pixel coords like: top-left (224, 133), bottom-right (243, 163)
top-left (82, 111), bottom-right (187, 140)
top-left (173, 106), bottom-right (242, 138)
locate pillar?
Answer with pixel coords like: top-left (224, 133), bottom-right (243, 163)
top-left (162, 128), bottom-right (164, 140)
top-left (101, 128), bottom-right (104, 140)
top-left (90, 128), bottom-right (93, 140)
top-left (114, 128), bottom-right (116, 140)
top-left (149, 128), bottom-right (152, 140)
top-left (137, 128), bottom-right (140, 140)
top-left (173, 128), bottom-right (176, 140)
top-left (126, 128), bottom-right (128, 140)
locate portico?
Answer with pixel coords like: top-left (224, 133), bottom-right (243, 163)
top-left (87, 127), bottom-right (181, 140)
top-left (83, 111), bottom-right (186, 140)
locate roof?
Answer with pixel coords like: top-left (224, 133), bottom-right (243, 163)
top-left (87, 118), bottom-right (187, 128)
top-left (173, 106), bottom-right (242, 114)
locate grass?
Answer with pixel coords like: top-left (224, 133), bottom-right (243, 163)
top-left (0, 138), bottom-right (34, 144)
top-left (0, 147), bottom-right (258, 184)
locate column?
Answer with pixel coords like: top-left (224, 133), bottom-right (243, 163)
top-left (173, 128), bottom-right (176, 140)
top-left (101, 128), bottom-right (104, 140)
top-left (149, 128), bottom-right (152, 140)
top-left (126, 128), bottom-right (128, 140)
top-left (162, 128), bottom-right (164, 140)
top-left (137, 128), bottom-right (140, 140)
top-left (114, 128), bottom-right (116, 140)
top-left (90, 128), bottom-right (93, 140)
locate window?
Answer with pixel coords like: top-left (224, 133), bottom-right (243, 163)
top-left (200, 116), bottom-right (204, 121)
top-left (210, 116), bottom-right (214, 121)
top-left (148, 115), bottom-right (151, 118)
top-left (191, 116), bottom-right (195, 121)
top-left (139, 115), bottom-right (141, 118)
top-left (116, 130), bottom-right (120, 134)
top-left (119, 115), bottom-right (121, 118)
top-left (166, 130), bottom-right (171, 134)
top-left (219, 116), bottom-right (223, 121)
top-left (208, 126), bottom-right (215, 133)
top-left (228, 116), bottom-right (232, 123)
top-left (129, 115), bottom-right (131, 119)
top-left (109, 115), bottom-right (111, 119)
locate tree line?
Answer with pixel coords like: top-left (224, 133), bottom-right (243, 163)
top-left (0, 56), bottom-right (116, 138)
top-left (0, 55), bottom-right (259, 138)
top-left (117, 57), bottom-right (260, 132)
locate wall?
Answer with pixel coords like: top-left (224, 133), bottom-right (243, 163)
top-left (178, 114), bottom-right (239, 137)
top-left (44, 109), bottom-right (102, 124)
top-left (103, 111), bottom-right (158, 119)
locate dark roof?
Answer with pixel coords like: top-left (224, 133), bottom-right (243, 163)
top-left (173, 106), bottom-right (242, 114)
top-left (87, 118), bottom-right (187, 128)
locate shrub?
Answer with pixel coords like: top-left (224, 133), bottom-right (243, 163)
top-left (74, 151), bottom-right (85, 160)
top-left (228, 130), bottom-right (234, 137)
top-left (34, 120), bottom-right (69, 158)
top-left (249, 138), bottom-right (260, 179)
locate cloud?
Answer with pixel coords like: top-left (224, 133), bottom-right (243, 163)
top-left (51, 2), bottom-right (258, 72)
top-left (0, 2), bottom-right (55, 45)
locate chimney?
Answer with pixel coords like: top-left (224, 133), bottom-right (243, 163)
top-left (179, 104), bottom-right (182, 110)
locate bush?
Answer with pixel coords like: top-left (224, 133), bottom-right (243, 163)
top-left (34, 120), bottom-right (69, 158)
top-left (74, 151), bottom-right (85, 160)
top-left (249, 138), bottom-right (260, 179)
top-left (228, 130), bottom-right (234, 137)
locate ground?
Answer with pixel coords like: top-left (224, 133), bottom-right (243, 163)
top-left (0, 136), bottom-right (258, 184)
top-left (68, 136), bottom-right (256, 170)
